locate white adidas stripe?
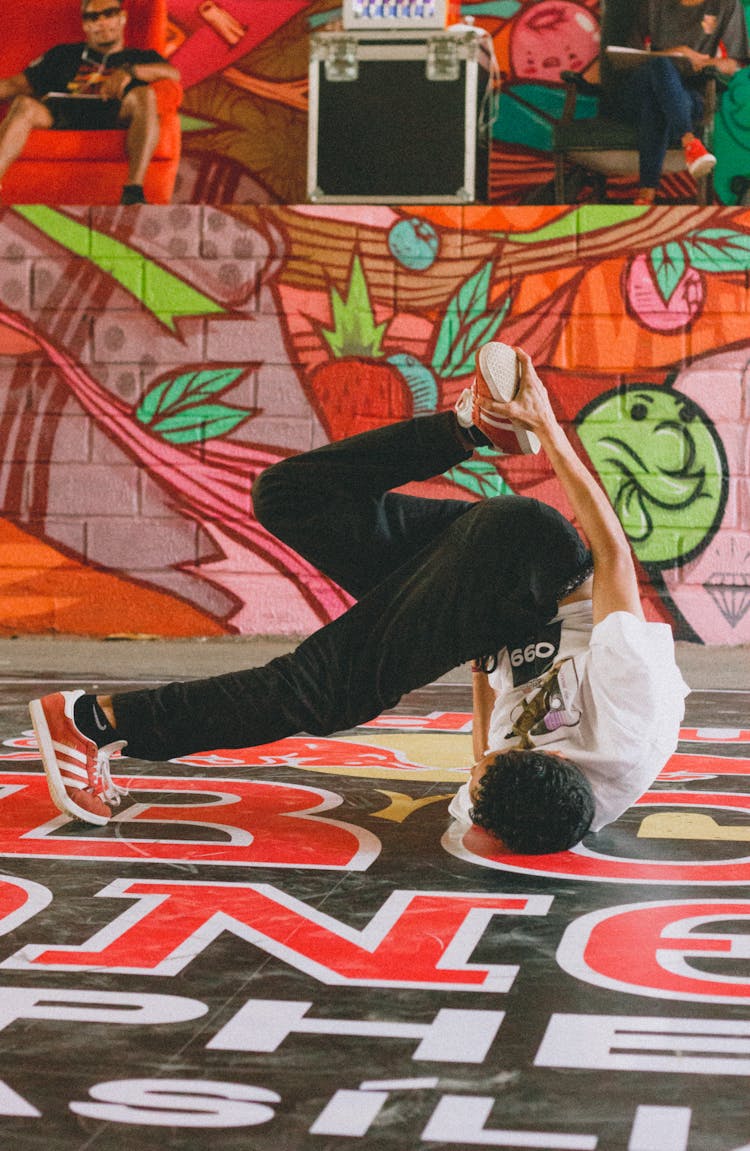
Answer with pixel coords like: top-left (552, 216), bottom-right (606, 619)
top-left (58, 762), bottom-right (89, 782)
top-left (59, 776), bottom-right (86, 791)
top-left (51, 740), bottom-right (87, 764)
top-left (481, 412), bottom-right (516, 432)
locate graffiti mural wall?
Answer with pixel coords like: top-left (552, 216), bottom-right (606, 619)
top-left (0, 203), bottom-right (748, 643)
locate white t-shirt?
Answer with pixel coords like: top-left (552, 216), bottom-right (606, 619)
top-left (449, 602), bottom-right (690, 833)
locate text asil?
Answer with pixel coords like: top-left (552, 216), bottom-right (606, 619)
top-left (0, 984), bottom-right (746, 1143)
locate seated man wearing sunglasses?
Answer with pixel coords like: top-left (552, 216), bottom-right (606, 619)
top-left (0, 0), bottom-right (180, 204)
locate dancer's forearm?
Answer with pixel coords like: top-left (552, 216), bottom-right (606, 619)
top-left (472, 668), bottom-right (493, 761)
top-left (537, 419), bottom-right (643, 622)
top-left (483, 348), bottom-right (643, 623)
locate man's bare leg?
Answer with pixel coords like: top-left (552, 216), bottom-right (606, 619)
top-left (0, 95), bottom-right (53, 184)
top-left (118, 85), bottom-right (160, 203)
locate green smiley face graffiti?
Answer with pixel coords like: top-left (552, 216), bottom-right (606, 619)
top-left (575, 385), bottom-right (728, 568)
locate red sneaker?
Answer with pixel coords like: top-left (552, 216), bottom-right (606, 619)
top-left (29, 690), bottom-right (127, 826)
top-left (684, 137), bottom-right (716, 180)
top-left (456, 342), bottom-right (540, 455)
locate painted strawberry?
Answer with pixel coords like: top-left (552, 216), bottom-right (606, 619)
top-left (309, 356), bottom-right (414, 441)
top-left (308, 254), bottom-right (438, 442)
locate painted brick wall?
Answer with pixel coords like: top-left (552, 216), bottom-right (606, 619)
top-left (1, 203), bottom-right (748, 644)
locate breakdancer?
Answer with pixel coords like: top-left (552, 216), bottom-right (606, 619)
top-left (30, 344), bottom-right (688, 853)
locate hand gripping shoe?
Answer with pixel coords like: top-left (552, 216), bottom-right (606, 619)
top-left (455, 342), bottom-right (540, 455)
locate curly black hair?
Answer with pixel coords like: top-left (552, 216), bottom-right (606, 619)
top-left (470, 748), bottom-right (594, 854)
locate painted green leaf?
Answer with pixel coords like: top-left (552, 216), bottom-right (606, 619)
top-left (649, 241), bottom-right (686, 304)
top-left (684, 228), bottom-right (750, 272)
top-left (433, 262), bottom-right (491, 375)
top-left (445, 451), bottom-right (513, 499)
top-left (322, 255), bottom-right (386, 358)
top-left (443, 297), bottom-right (512, 378)
top-left (433, 262), bottom-right (511, 378)
top-left (147, 403), bottom-right (252, 444)
top-left (136, 368), bottom-right (246, 425)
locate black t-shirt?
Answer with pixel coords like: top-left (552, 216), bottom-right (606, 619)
top-left (25, 43), bottom-right (166, 99)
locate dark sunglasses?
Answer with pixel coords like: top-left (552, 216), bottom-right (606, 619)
top-left (82, 6), bottom-right (122, 22)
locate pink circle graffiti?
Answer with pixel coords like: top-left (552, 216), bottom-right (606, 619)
top-left (625, 253), bottom-right (706, 333)
top-left (510, 0), bottom-right (600, 83)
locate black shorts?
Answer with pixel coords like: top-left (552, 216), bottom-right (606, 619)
top-left (47, 97), bottom-right (122, 130)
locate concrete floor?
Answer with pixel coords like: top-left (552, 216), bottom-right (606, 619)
top-left (0, 634), bottom-right (747, 690)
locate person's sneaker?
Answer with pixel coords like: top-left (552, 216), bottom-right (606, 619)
top-left (684, 137), bottom-right (716, 180)
top-left (457, 342), bottom-right (540, 455)
top-left (28, 690), bottom-right (127, 826)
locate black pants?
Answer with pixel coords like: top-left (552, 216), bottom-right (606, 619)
top-left (113, 413), bottom-right (591, 760)
top-left (602, 58), bottom-right (703, 188)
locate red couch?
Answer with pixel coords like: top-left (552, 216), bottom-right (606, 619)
top-left (0, 0), bottom-right (181, 204)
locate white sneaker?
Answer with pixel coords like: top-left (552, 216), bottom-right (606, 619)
top-left (468, 342), bottom-right (540, 455)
